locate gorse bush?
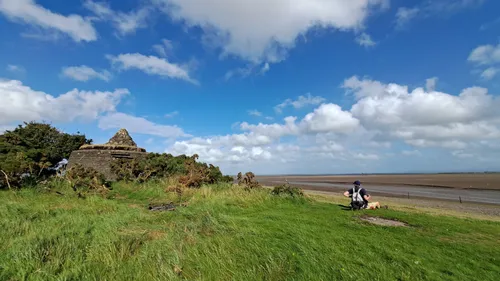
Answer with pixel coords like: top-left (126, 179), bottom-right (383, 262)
top-left (110, 153), bottom-right (233, 187)
top-left (65, 164), bottom-right (110, 197)
top-left (237, 172), bottom-right (261, 190)
top-left (0, 122), bottom-right (91, 189)
top-left (271, 183), bottom-right (304, 197)
top-left (110, 153), bottom-right (189, 182)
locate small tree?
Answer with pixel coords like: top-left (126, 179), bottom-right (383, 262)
top-left (0, 122), bottom-right (91, 189)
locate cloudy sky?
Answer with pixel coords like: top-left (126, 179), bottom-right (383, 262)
top-left (1, 0), bottom-right (500, 175)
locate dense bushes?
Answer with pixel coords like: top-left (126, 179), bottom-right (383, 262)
top-left (110, 153), bottom-right (233, 187)
top-left (0, 122), bottom-right (232, 191)
top-left (0, 122), bottom-right (91, 189)
top-left (271, 183), bottom-right (304, 197)
top-left (65, 164), bottom-right (110, 197)
top-left (236, 172), bottom-right (261, 190)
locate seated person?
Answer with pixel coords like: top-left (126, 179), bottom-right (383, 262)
top-left (343, 180), bottom-right (380, 210)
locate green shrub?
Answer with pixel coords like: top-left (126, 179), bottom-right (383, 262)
top-left (0, 122), bottom-right (90, 189)
top-left (236, 172), bottom-right (261, 191)
top-left (271, 183), bottom-right (304, 197)
top-left (110, 153), bottom-right (232, 187)
top-left (65, 164), bottom-right (110, 197)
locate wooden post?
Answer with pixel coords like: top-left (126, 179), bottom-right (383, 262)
top-left (407, 192), bottom-right (410, 199)
top-left (459, 196), bottom-right (462, 204)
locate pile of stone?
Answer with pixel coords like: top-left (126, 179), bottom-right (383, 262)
top-left (67, 128), bottom-right (148, 180)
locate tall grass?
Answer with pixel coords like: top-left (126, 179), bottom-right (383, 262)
top-left (1, 182), bottom-right (499, 280)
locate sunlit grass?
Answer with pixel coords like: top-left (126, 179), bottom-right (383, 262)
top-left (1, 182), bottom-right (499, 280)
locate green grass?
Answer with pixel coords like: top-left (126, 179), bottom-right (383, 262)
top-left (1, 182), bottom-right (499, 281)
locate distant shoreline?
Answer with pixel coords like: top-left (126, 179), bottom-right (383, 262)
top-left (246, 172), bottom-right (500, 177)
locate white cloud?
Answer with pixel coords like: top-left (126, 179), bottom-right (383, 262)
top-left (480, 17), bottom-right (500, 31)
top-left (0, 0), bottom-right (97, 42)
top-left (468, 43), bottom-right (500, 65)
top-left (345, 76), bottom-right (500, 148)
top-left (0, 79), bottom-right (128, 126)
top-left (84, 0), bottom-right (151, 36)
top-left (170, 140), bottom-right (290, 164)
top-left (305, 140), bottom-right (344, 153)
top-left (171, 142), bottom-right (225, 162)
top-left (98, 112), bottom-right (189, 138)
top-left (224, 64), bottom-right (255, 80)
top-left (451, 150), bottom-right (474, 158)
top-left (108, 53), bottom-right (198, 84)
top-left (164, 111), bottom-right (179, 118)
top-left (402, 150), bottom-right (421, 156)
top-left (169, 74), bottom-right (500, 174)
top-left (261, 63), bottom-right (270, 74)
top-left (347, 77), bottom-right (497, 126)
top-left (225, 62), bottom-right (271, 80)
top-left (352, 152), bottom-right (379, 160)
top-left (395, 7), bottom-right (419, 28)
top-left (154, 0), bottom-right (389, 63)
top-left (480, 67), bottom-right (498, 80)
top-left (425, 77), bottom-right (438, 92)
top-left (6, 64), bottom-right (25, 73)
top-left (152, 39), bottom-right (174, 57)
top-left (355, 32), bottom-right (376, 47)
top-left (61, 65), bottom-right (111, 82)
top-left (468, 43), bottom-right (500, 80)
top-left (395, 0), bottom-right (484, 28)
top-left (240, 117), bottom-right (300, 139)
top-left (248, 110), bottom-right (262, 117)
top-left (275, 93), bottom-right (326, 113)
top-left (343, 76), bottom-right (386, 99)
top-left (301, 104), bottom-right (360, 134)
top-left (240, 104), bottom-right (359, 141)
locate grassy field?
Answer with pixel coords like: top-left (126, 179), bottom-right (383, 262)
top-left (257, 174), bottom-right (500, 189)
top-left (1, 182), bottom-right (499, 281)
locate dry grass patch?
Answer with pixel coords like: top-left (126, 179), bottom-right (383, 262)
top-left (360, 215), bottom-right (408, 227)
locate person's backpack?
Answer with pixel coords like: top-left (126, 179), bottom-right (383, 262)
top-left (350, 186), bottom-right (365, 210)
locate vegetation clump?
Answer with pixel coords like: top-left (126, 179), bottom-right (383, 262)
top-left (0, 122), bottom-right (233, 194)
top-left (111, 153), bottom-right (232, 187)
top-left (271, 182), bottom-right (304, 197)
top-left (237, 171), bottom-right (261, 190)
top-left (65, 163), bottom-right (110, 197)
top-left (0, 122), bottom-right (91, 189)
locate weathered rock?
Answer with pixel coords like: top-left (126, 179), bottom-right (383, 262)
top-left (106, 128), bottom-right (137, 147)
top-left (148, 202), bottom-right (176, 211)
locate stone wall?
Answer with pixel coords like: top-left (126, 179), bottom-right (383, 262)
top-left (67, 149), bottom-right (147, 181)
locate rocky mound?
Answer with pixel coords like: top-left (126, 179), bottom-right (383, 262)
top-left (106, 128), bottom-right (137, 147)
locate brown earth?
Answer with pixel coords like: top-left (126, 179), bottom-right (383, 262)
top-left (359, 215), bottom-right (408, 227)
top-left (257, 174), bottom-right (500, 190)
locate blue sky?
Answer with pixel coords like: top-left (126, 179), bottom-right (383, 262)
top-left (1, 0), bottom-right (500, 175)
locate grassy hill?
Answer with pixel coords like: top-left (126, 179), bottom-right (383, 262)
top-left (1, 182), bottom-right (499, 281)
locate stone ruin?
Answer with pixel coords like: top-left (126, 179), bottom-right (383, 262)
top-left (66, 128), bottom-right (147, 180)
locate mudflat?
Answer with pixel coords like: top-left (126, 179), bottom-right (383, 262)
top-left (257, 174), bottom-right (500, 190)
